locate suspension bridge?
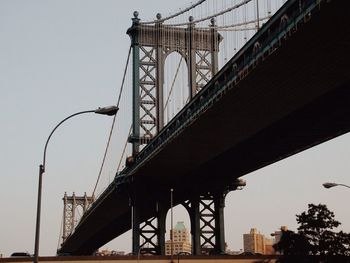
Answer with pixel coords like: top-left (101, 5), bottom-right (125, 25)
top-left (57, 0), bottom-right (350, 256)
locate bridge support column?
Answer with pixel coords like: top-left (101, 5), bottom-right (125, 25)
top-left (131, 198), bottom-right (167, 255)
top-left (131, 197), bottom-right (141, 255)
top-left (184, 190), bottom-right (227, 255)
top-left (130, 14), bottom-right (141, 156)
top-left (184, 197), bottom-right (201, 255)
top-left (214, 192), bottom-right (226, 254)
top-left (157, 202), bottom-right (167, 255)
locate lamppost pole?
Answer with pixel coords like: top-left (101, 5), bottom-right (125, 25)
top-left (33, 106), bottom-right (118, 263)
top-left (170, 188), bottom-right (174, 263)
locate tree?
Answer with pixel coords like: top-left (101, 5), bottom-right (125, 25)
top-left (296, 204), bottom-right (341, 256)
top-left (328, 231), bottom-right (350, 256)
top-left (273, 230), bottom-right (310, 256)
top-left (274, 203), bottom-right (350, 259)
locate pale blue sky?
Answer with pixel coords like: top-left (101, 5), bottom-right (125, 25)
top-left (1, 0), bottom-right (349, 257)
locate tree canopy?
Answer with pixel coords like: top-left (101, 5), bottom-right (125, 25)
top-left (274, 203), bottom-right (350, 261)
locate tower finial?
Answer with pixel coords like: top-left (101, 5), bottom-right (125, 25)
top-left (132, 11), bottom-right (140, 25)
top-left (210, 17), bottom-right (216, 26)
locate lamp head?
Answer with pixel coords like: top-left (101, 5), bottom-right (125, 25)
top-left (323, 182), bottom-right (338, 189)
top-left (231, 178), bottom-right (246, 190)
top-left (94, 105), bottom-right (119, 116)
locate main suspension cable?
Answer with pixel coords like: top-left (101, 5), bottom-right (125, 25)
top-left (92, 45), bottom-right (132, 198)
top-left (219, 27), bottom-right (257, 32)
top-left (214, 15), bottom-right (271, 30)
top-left (57, 212), bottom-right (64, 250)
top-left (140, 0), bottom-right (208, 25)
top-left (166, 0), bottom-right (253, 26)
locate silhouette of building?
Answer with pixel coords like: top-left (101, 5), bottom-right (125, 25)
top-left (271, 226), bottom-right (288, 244)
top-left (165, 221), bottom-right (191, 255)
top-left (270, 225), bottom-right (288, 255)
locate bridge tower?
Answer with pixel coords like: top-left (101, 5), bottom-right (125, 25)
top-left (62, 192), bottom-right (94, 243)
top-left (127, 11), bottom-right (222, 156)
top-left (127, 11), bottom-right (229, 256)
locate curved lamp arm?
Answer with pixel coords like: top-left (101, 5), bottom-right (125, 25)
top-left (42, 106), bottom-right (118, 170)
top-left (42, 110), bottom-right (94, 171)
top-left (323, 182), bottom-right (350, 189)
top-left (34, 105), bottom-right (118, 263)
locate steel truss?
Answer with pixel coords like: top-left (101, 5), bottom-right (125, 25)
top-left (183, 190), bottom-right (226, 255)
top-left (62, 192), bottom-right (94, 243)
top-left (130, 178), bottom-right (244, 255)
top-left (132, 198), bottom-right (167, 255)
top-left (127, 14), bottom-right (222, 155)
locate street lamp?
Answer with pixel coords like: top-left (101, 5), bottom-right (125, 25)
top-left (323, 182), bottom-right (350, 189)
top-left (33, 105), bottom-right (118, 263)
top-left (170, 188), bottom-right (174, 263)
top-left (137, 244), bottom-right (145, 263)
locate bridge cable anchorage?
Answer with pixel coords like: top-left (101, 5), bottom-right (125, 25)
top-left (165, 0), bottom-right (254, 26)
top-left (139, 0), bottom-right (208, 25)
top-left (91, 45), bottom-right (132, 199)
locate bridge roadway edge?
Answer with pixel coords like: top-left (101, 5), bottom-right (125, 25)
top-left (60, 0), bottom-right (350, 255)
top-left (3, 255), bottom-right (350, 262)
top-left (0, 255), bottom-right (280, 263)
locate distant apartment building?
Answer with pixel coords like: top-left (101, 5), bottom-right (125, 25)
top-left (165, 221), bottom-right (191, 255)
top-left (243, 226), bottom-right (289, 255)
top-left (243, 228), bottom-right (266, 254)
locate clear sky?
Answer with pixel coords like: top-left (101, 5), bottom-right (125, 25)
top-left (1, 0), bottom-right (349, 257)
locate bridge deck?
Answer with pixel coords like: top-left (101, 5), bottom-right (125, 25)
top-left (60, 0), bottom-right (350, 255)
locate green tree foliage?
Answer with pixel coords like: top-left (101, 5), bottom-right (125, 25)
top-left (274, 204), bottom-right (350, 259)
